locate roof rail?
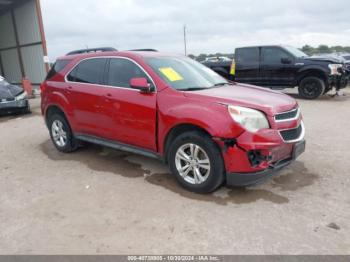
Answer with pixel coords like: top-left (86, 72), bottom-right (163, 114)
top-left (128, 49), bottom-right (158, 52)
top-left (66, 47), bottom-right (117, 56)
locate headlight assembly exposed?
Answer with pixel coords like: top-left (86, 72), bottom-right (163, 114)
top-left (228, 105), bottom-right (269, 133)
top-left (15, 91), bottom-right (27, 101)
top-left (328, 64), bottom-right (343, 75)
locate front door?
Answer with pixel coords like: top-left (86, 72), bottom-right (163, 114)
top-left (99, 57), bottom-right (157, 151)
top-left (260, 47), bottom-right (295, 87)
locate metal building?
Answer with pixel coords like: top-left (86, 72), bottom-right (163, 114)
top-left (0, 0), bottom-right (48, 90)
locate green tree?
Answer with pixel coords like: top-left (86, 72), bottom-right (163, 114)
top-left (301, 45), bottom-right (314, 55)
top-left (318, 45), bottom-right (331, 54)
top-left (197, 54), bottom-right (207, 61)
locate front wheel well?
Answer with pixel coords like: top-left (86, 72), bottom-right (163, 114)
top-left (297, 70), bottom-right (328, 86)
top-left (163, 124), bottom-right (212, 163)
top-left (45, 105), bottom-right (67, 128)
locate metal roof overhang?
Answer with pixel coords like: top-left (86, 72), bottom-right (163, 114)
top-left (0, 0), bottom-right (29, 15)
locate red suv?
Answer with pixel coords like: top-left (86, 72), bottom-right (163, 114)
top-left (41, 50), bottom-right (305, 193)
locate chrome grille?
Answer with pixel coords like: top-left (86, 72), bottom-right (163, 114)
top-left (279, 122), bottom-right (305, 143)
top-left (275, 108), bottom-right (299, 122)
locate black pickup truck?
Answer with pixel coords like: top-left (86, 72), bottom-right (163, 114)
top-left (202, 45), bottom-right (348, 99)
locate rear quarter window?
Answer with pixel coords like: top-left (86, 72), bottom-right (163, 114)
top-left (45, 59), bottom-right (71, 80)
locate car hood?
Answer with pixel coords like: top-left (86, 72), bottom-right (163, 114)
top-left (0, 82), bottom-right (23, 99)
top-left (183, 83), bottom-right (297, 116)
top-left (305, 57), bottom-right (343, 64)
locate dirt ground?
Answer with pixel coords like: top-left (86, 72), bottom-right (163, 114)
top-left (0, 89), bottom-right (349, 255)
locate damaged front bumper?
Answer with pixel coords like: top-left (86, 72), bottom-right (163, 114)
top-left (226, 140), bottom-right (305, 186)
top-left (216, 119), bottom-right (306, 186)
top-left (329, 73), bottom-right (349, 90)
top-left (0, 98), bottom-right (29, 111)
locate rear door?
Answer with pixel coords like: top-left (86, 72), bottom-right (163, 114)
top-left (234, 47), bottom-right (260, 84)
top-left (66, 58), bottom-right (108, 137)
top-left (260, 47), bottom-right (296, 87)
top-left (99, 57), bottom-right (157, 151)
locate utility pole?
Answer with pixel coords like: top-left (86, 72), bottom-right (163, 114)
top-left (183, 25), bottom-right (187, 56)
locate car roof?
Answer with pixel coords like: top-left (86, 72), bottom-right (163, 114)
top-left (236, 45), bottom-right (286, 49)
top-left (57, 51), bottom-right (184, 61)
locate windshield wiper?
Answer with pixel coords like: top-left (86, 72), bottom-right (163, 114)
top-left (181, 83), bottom-right (232, 91)
top-left (180, 87), bottom-right (209, 91)
top-left (213, 82), bottom-right (233, 87)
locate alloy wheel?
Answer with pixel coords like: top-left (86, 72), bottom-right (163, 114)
top-left (175, 143), bottom-right (211, 185)
top-left (51, 119), bottom-right (67, 147)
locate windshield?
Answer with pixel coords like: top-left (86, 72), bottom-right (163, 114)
top-left (145, 56), bottom-right (229, 91)
top-left (283, 46), bottom-right (308, 58)
top-left (343, 55), bottom-right (350, 60)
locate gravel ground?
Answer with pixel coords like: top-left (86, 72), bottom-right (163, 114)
top-left (0, 90), bottom-right (349, 255)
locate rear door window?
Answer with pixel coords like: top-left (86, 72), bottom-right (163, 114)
top-left (67, 58), bottom-right (107, 84)
top-left (235, 48), bottom-right (259, 65)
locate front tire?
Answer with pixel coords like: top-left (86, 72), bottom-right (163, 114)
top-left (168, 131), bottom-right (225, 193)
top-left (298, 76), bottom-right (325, 99)
top-left (48, 113), bottom-right (77, 153)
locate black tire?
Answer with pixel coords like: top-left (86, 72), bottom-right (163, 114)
top-left (167, 131), bottom-right (225, 194)
top-left (48, 113), bottom-right (78, 153)
top-left (298, 76), bottom-right (325, 99)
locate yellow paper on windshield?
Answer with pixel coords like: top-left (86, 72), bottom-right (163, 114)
top-left (159, 67), bottom-right (183, 82)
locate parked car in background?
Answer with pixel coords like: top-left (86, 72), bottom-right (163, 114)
top-left (336, 54), bottom-right (350, 77)
top-left (311, 53), bottom-right (350, 89)
top-left (340, 54), bottom-right (350, 62)
top-left (0, 76), bottom-right (30, 115)
top-left (202, 56), bottom-right (232, 63)
top-left (201, 57), bottom-right (235, 79)
top-left (341, 54), bottom-right (350, 85)
top-left (202, 45), bottom-right (348, 99)
top-left (41, 49), bottom-right (305, 193)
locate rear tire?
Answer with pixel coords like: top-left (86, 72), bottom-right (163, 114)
top-left (167, 131), bottom-right (225, 194)
top-left (298, 76), bottom-right (325, 99)
top-left (48, 113), bottom-right (78, 153)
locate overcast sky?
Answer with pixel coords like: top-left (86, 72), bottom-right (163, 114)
top-left (41, 0), bottom-right (350, 60)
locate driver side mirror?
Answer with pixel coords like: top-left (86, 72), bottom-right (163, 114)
top-left (130, 77), bottom-right (151, 93)
top-left (281, 57), bottom-right (292, 64)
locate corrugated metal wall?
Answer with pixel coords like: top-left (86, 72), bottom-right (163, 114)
top-left (0, 0), bottom-right (47, 87)
top-left (15, 1), bottom-right (41, 45)
top-left (1, 49), bottom-right (21, 82)
top-left (0, 13), bottom-right (16, 48)
top-left (21, 45), bottom-right (46, 83)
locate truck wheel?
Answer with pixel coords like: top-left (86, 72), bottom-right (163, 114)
top-left (48, 113), bottom-right (78, 153)
top-left (298, 76), bottom-right (325, 99)
top-left (167, 131), bottom-right (225, 194)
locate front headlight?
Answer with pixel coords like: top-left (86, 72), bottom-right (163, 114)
top-left (228, 105), bottom-right (269, 133)
top-left (15, 91), bottom-right (27, 101)
top-left (328, 64), bottom-right (343, 75)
